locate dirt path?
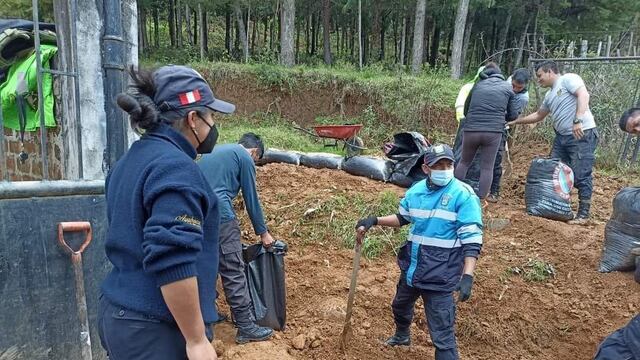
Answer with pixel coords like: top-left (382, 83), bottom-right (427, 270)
top-left (214, 142), bottom-right (639, 360)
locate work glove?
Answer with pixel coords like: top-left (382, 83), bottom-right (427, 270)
top-left (355, 216), bottom-right (378, 231)
top-left (456, 274), bottom-right (474, 302)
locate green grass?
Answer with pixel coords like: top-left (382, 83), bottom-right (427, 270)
top-left (301, 190), bottom-right (408, 259)
top-left (217, 114), bottom-right (343, 155)
top-left (149, 61), bottom-right (463, 137)
top-left (507, 258), bottom-right (557, 283)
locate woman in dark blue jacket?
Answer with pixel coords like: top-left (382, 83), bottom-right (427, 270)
top-left (98, 65), bottom-right (235, 360)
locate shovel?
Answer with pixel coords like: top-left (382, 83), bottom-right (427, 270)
top-left (339, 228), bottom-right (365, 352)
top-left (58, 222), bottom-right (94, 360)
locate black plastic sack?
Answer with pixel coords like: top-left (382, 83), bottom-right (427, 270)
top-left (383, 132), bottom-right (430, 161)
top-left (299, 152), bottom-right (343, 170)
top-left (342, 156), bottom-right (393, 182)
top-left (599, 187), bottom-right (640, 272)
top-left (390, 162), bottom-right (428, 188)
top-left (524, 158), bottom-right (574, 221)
top-left (242, 240), bottom-right (288, 331)
top-left (260, 149), bottom-right (302, 166)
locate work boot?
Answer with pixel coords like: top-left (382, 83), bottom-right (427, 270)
top-left (486, 193), bottom-right (500, 203)
top-left (235, 323), bottom-right (274, 344)
top-left (384, 331), bottom-right (411, 347)
top-left (568, 200), bottom-right (591, 225)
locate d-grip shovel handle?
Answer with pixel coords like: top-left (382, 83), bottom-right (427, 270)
top-left (57, 222), bottom-right (93, 256)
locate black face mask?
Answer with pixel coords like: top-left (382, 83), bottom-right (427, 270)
top-left (192, 117), bottom-right (218, 154)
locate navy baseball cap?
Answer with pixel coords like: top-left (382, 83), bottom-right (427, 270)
top-left (424, 144), bottom-right (455, 166)
top-left (152, 65), bottom-right (235, 114)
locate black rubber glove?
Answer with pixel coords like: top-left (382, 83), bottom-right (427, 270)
top-left (355, 216), bottom-right (378, 231)
top-left (456, 274), bottom-right (474, 302)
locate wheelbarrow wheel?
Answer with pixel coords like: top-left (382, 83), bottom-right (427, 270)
top-left (345, 136), bottom-right (364, 158)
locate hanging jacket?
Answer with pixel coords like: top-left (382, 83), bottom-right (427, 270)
top-left (0, 44), bottom-right (57, 130)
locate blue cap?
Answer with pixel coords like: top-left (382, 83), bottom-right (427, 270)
top-left (152, 65), bottom-right (236, 114)
top-left (424, 144), bottom-right (455, 166)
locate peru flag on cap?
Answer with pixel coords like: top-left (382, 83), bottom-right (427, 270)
top-left (178, 89), bottom-right (201, 105)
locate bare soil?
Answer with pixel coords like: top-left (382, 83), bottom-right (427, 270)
top-left (213, 141), bottom-right (639, 360)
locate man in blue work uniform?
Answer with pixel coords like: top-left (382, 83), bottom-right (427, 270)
top-left (594, 314), bottom-right (640, 360)
top-left (356, 144), bottom-right (483, 360)
top-left (198, 133), bottom-right (275, 344)
top-left (508, 60), bottom-right (598, 224)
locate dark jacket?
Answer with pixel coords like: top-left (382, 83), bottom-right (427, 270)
top-left (463, 69), bottom-right (519, 133)
top-left (101, 123), bottom-right (220, 324)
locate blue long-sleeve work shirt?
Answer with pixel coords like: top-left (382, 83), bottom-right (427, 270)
top-left (198, 144), bottom-right (268, 234)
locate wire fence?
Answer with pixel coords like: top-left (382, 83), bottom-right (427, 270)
top-left (526, 57), bottom-right (640, 168)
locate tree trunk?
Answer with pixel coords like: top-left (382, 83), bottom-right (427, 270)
top-left (168, 0), bottom-right (176, 47)
top-left (277, 1), bottom-right (282, 53)
top-left (371, 1), bottom-right (381, 62)
top-left (198, 3), bottom-right (207, 60)
top-left (445, 28), bottom-right (452, 64)
top-left (411, 0), bottom-right (427, 74)
top-left (450, 0), bottom-right (470, 79)
top-left (234, 12), bottom-right (240, 56)
top-left (322, 0), bottom-right (332, 64)
top-left (138, 3), bottom-right (147, 54)
top-left (296, 17), bottom-right (301, 61)
top-left (176, 0), bottom-right (182, 48)
top-left (185, 4), bottom-right (193, 45)
top-left (400, 13), bottom-right (407, 65)
top-left (225, 10), bottom-right (232, 54)
top-left (251, 12), bottom-right (257, 53)
top-left (193, 7), bottom-right (197, 46)
top-left (460, 9), bottom-right (475, 73)
top-left (234, 4), bottom-right (249, 62)
top-left (514, 12), bottom-right (532, 69)
top-left (311, 12), bottom-right (318, 56)
top-left (429, 23), bottom-right (440, 67)
top-left (263, 17), bottom-right (268, 51)
top-left (532, 6), bottom-right (539, 58)
top-left (380, 12), bottom-right (386, 61)
top-left (280, 0), bottom-right (296, 66)
top-left (153, 7), bottom-right (159, 48)
top-left (358, 0), bottom-right (363, 68)
top-left (495, 8), bottom-right (512, 65)
top-left (270, 13), bottom-right (276, 52)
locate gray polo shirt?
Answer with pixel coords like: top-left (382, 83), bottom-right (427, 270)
top-left (540, 73), bottom-right (596, 136)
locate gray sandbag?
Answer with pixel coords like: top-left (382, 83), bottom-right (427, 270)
top-left (260, 149), bottom-right (302, 166)
top-left (342, 156), bottom-right (393, 182)
top-left (599, 187), bottom-right (640, 273)
top-left (299, 152), bottom-right (344, 170)
top-left (524, 158), bottom-right (574, 221)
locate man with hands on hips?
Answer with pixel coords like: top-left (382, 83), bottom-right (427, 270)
top-left (356, 144), bottom-right (483, 360)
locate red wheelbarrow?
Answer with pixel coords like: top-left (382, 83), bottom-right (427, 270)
top-left (293, 124), bottom-right (366, 157)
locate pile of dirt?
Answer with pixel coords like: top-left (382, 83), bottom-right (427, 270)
top-left (214, 142), bottom-right (639, 360)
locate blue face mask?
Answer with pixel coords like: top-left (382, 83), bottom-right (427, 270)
top-left (430, 169), bottom-right (454, 187)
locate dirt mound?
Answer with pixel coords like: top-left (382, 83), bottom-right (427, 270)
top-left (214, 142), bottom-right (639, 360)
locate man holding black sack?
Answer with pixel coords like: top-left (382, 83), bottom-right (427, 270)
top-left (198, 133), bottom-right (275, 344)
